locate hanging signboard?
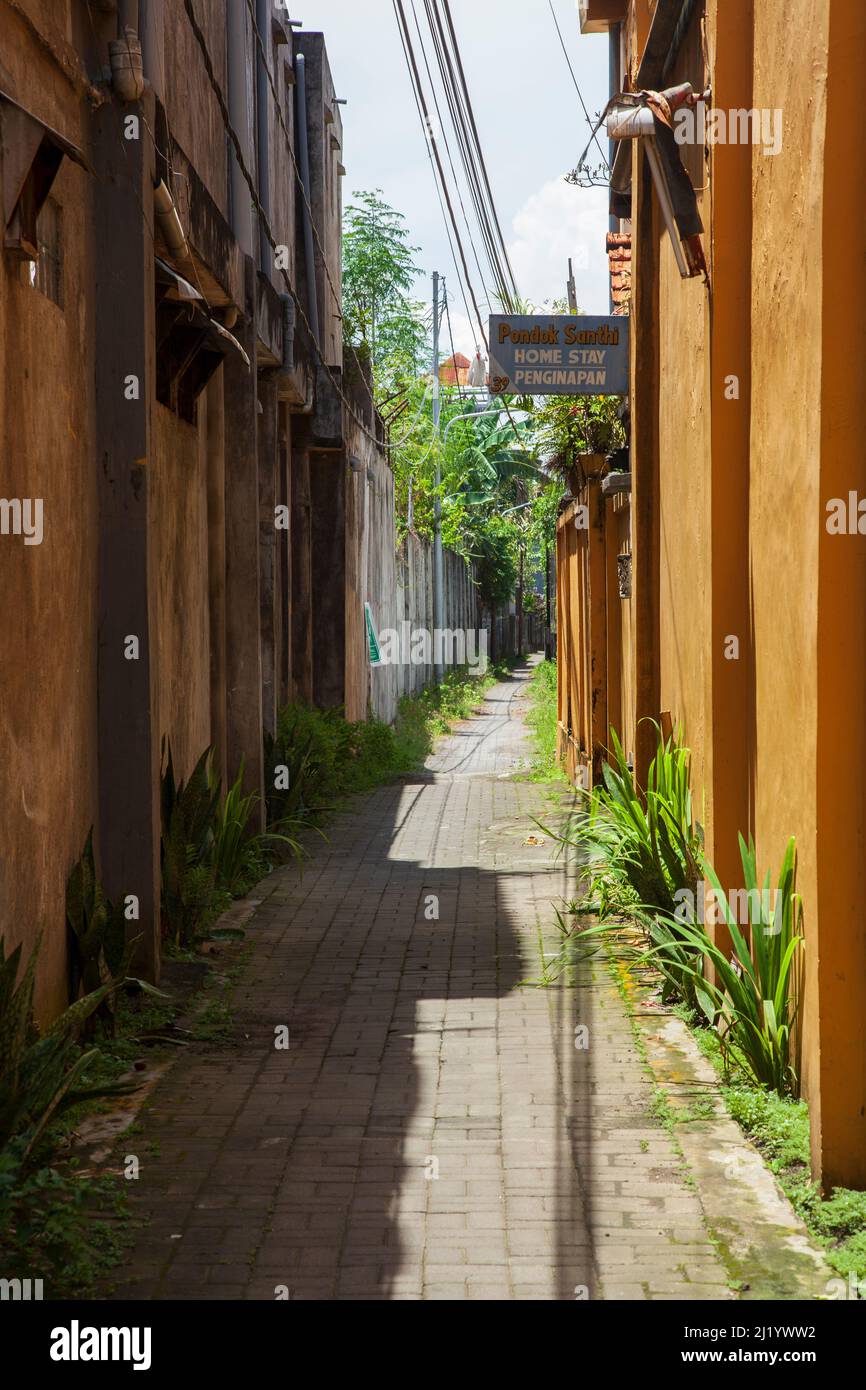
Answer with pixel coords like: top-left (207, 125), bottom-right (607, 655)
top-left (488, 315), bottom-right (629, 397)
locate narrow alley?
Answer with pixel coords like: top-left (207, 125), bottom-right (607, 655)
top-left (110, 664), bottom-right (733, 1302)
top-left (4, 0), bottom-right (864, 1350)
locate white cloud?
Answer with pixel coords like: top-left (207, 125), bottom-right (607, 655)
top-left (438, 179), bottom-right (613, 363)
top-left (506, 178), bottom-right (611, 314)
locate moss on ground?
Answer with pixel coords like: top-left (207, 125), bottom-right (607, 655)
top-left (679, 1003), bottom-right (866, 1286)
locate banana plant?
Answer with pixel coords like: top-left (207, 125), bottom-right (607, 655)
top-left (447, 411), bottom-right (540, 508)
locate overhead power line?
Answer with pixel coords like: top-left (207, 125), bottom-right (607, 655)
top-left (438, 0), bottom-right (520, 306)
top-left (392, 10), bottom-right (477, 345)
top-left (420, 0), bottom-right (511, 310)
top-left (546, 0), bottom-right (610, 175)
top-left (393, 0), bottom-right (490, 349)
top-left (409, 0), bottom-right (493, 310)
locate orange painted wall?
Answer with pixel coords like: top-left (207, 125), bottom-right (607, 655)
top-left (748, 0), bottom-right (826, 1171)
top-left (813, 0), bottom-right (866, 1186)
top-left (609, 0), bottom-right (866, 1184)
top-left (655, 11), bottom-right (713, 843)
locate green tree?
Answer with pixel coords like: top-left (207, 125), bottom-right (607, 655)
top-left (342, 190), bottom-right (429, 397)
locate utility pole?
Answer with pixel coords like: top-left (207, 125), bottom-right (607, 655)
top-left (567, 258), bottom-right (578, 314)
top-left (432, 271), bottom-right (444, 684)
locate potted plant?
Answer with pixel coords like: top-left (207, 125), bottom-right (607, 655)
top-left (537, 395), bottom-right (626, 495)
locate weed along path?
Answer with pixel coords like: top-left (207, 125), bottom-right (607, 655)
top-left (108, 662), bottom-right (784, 1301)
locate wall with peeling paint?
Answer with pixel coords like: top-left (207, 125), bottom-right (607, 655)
top-left (152, 404), bottom-right (213, 779)
top-left (0, 4), bottom-right (99, 1020)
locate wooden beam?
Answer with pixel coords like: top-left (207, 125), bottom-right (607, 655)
top-left (93, 92), bottom-right (160, 980)
top-left (223, 256), bottom-right (264, 820)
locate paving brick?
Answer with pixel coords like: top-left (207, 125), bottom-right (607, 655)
top-left (104, 664), bottom-right (730, 1304)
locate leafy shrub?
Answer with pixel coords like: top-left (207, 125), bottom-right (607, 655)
top-left (265, 704), bottom-right (348, 824)
top-left (266, 670), bottom-right (493, 825)
top-left (0, 935), bottom-right (139, 1295)
top-left (210, 765), bottom-right (263, 897)
top-left (808, 1188), bottom-right (866, 1240)
top-left (545, 723), bottom-right (706, 1007)
top-left (535, 393), bottom-right (625, 475)
top-left (211, 763), bottom-right (305, 898)
top-left (723, 1086), bottom-right (810, 1170)
top-left (540, 723), bottom-right (805, 1095)
top-left (566, 725), bottom-right (702, 919)
top-left (161, 742), bottom-right (309, 944)
top-left (0, 1157), bottom-right (131, 1296)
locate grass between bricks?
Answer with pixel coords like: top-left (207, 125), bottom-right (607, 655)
top-left (387, 662), bottom-right (505, 775)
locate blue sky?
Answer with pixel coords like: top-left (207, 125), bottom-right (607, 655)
top-left (310, 1), bottom-right (612, 357)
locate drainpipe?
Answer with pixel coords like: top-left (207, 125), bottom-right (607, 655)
top-left (110, 0), bottom-right (145, 101)
top-left (608, 23), bottom-right (620, 242)
top-left (140, 0), bottom-right (165, 104)
top-left (269, 294), bottom-right (315, 411)
top-left (227, 0), bottom-right (255, 258)
top-left (154, 179), bottom-right (189, 259)
top-left (255, 0), bottom-right (272, 276)
top-left (295, 53), bottom-right (320, 346)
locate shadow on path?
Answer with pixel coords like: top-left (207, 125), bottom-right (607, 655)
top-left (109, 661), bottom-right (601, 1300)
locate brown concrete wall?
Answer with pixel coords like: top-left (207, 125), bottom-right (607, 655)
top-left (571, 0), bottom-right (866, 1184)
top-left (0, 4), bottom-right (358, 1024)
top-left (0, 3), bottom-right (98, 1020)
top-left (294, 32), bottom-right (343, 367)
top-left (163, 0), bottom-right (230, 221)
top-left (265, 24), bottom-right (297, 293)
top-left (152, 405), bottom-right (212, 779)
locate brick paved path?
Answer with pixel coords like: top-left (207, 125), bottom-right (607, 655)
top-left (112, 661), bottom-right (732, 1301)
